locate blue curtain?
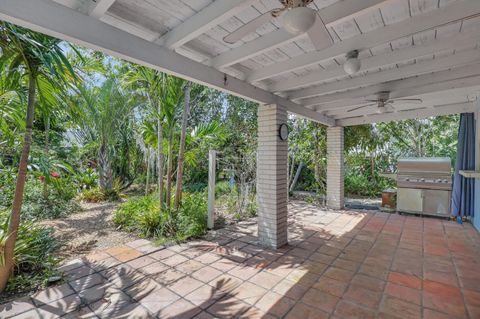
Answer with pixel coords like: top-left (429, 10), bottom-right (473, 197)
top-left (451, 113), bottom-right (476, 218)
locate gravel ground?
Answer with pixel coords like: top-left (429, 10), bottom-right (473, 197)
top-left (40, 201), bottom-right (138, 263)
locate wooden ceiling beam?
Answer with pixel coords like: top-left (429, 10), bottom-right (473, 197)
top-left (271, 31), bottom-right (480, 93)
top-left (248, 0), bottom-right (480, 83)
top-left (290, 49), bottom-right (480, 100)
top-left (210, 0), bottom-right (388, 69)
top-left (156, 0), bottom-right (256, 50)
top-left (84, 0), bottom-right (116, 18)
top-left (0, 0), bottom-right (334, 126)
top-left (303, 64), bottom-right (480, 108)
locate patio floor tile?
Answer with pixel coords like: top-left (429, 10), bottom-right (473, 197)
top-left (285, 302), bottom-right (330, 319)
top-left (343, 284), bottom-right (383, 309)
top-left (333, 300), bottom-right (376, 319)
top-left (192, 265), bottom-right (223, 283)
top-left (206, 295), bottom-right (250, 318)
top-left (379, 295), bottom-right (421, 319)
top-left (249, 270), bottom-right (283, 289)
top-left (301, 287), bottom-right (339, 313)
top-left (158, 298), bottom-right (202, 318)
top-left (6, 202), bottom-right (480, 319)
top-left (137, 287), bottom-right (180, 314)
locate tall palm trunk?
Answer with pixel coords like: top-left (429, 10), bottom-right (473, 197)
top-left (166, 130), bottom-right (174, 208)
top-left (157, 100), bottom-right (164, 208)
top-left (145, 148), bottom-right (151, 195)
top-left (43, 115), bottom-right (50, 200)
top-left (174, 83), bottom-right (191, 209)
top-left (0, 72), bottom-right (36, 292)
top-left (98, 142), bottom-right (113, 191)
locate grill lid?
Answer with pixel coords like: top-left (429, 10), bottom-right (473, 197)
top-left (397, 157), bottom-right (451, 174)
top-left (396, 157), bottom-right (452, 190)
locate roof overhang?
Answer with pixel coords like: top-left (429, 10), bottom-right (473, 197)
top-left (1, 0), bottom-right (479, 127)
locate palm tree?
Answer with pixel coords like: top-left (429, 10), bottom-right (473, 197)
top-left (174, 82), bottom-right (191, 208)
top-left (124, 66), bottom-right (166, 206)
top-left (162, 76), bottom-right (185, 208)
top-left (0, 22), bottom-right (77, 292)
top-left (75, 77), bottom-right (133, 193)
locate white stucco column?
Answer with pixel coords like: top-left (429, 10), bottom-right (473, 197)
top-left (327, 126), bottom-right (345, 210)
top-left (257, 104), bottom-right (288, 249)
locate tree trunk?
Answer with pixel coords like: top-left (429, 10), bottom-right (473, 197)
top-left (0, 72), bottom-right (36, 292)
top-left (145, 148), bottom-right (150, 195)
top-left (98, 143), bottom-right (113, 191)
top-left (289, 161), bottom-right (303, 192)
top-left (157, 100), bottom-right (164, 209)
top-left (43, 115), bottom-right (50, 200)
top-left (174, 83), bottom-right (191, 209)
top-left (166, 130), bottom-right (174, 208)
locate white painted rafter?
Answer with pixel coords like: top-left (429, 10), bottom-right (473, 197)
top-left (290, 49), bottom-right (480, 100)
top-left (337, 102), bottom-right (476, 126)
top-left (211, 0), bottom-right (388, 69)
top-left (271, 31), bottom-right (480, 93)
top-left (304, 63), bottom-right (480, 108)
top-left (156, 0), bottom-right (256, 50)
top-left (84, 0), bottom-right (116, 18)
top-left (0, 0), bottom-right (334, 126)
top-left (248, 0), bottom-right (480, 82)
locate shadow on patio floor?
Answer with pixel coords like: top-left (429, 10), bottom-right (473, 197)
top-left (1, 200), bottom-right (479, 318)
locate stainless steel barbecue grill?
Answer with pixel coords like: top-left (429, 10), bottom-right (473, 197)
top-left (396, 157), bottom-right (452, 217)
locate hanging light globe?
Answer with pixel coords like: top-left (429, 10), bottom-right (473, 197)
top-left (282, 7), bottom-right (316, 35)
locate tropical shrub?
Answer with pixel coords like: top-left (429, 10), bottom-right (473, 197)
top-left (0, 177), bottom-right (80, 220)
top-left (79, 187), bottom-right (118, 203)
top-left (113, 192), bottom-right (207, 241)
top-left (0, 210), bottom-right (61, 296)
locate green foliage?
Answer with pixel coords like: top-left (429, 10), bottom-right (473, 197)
top-left (0, 176), bottom-right (80, 220)
top-left (79, 186), bottom-right (120, 203)
top-left (0, 210), bottom-right (61, 293)
top-left (74, 167), bottom-right (98, 190)
top-left (113, 192), bottom-right (207, 241)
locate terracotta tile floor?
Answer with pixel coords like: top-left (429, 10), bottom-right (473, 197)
top-left (1, 201), bottom-right (480, 318)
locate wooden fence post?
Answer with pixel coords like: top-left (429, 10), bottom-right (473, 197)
top-left (207, 150), bottom-right (216, 229)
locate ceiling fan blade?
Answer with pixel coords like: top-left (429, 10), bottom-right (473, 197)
top-left (347, 103), bottom-right (375, 113)
top-left (223, 11), bottom-right (277, 44)
top-left (306, 13), bottom-right (333, 51)
top-left (391, 98), bottom-right (423, 104)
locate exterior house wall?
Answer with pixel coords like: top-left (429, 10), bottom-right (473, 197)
top-left (257, 104), bottom-right (288, 248)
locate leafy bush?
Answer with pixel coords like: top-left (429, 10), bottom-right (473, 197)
top-left (0, 177), bottom-right (80, 220)
top-left (0, 210), bottom-right (61, 295)
top-left (113, 192), bottom-right (207, 241)
top-left (345, 172), bottom-right (394, 197)
top-left (74, 167), bottom-right (98, 190)
top-left (79, 186), bottom-right (120, 203)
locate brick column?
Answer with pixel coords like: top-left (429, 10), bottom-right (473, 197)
top-left (257, 104), bottom-right (288, 249)
top-left (327, 126), bottom-right (344, 210)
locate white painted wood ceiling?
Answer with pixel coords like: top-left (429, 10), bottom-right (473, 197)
top-left (53, 0), bottom-right (480, 125)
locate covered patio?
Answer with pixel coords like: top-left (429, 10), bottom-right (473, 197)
top-left (1, 0), bottom-right (480, 246)
top-left (1, 0), bottom-right (480, 317)
top-left (1, 202), bottom-right (480, 318)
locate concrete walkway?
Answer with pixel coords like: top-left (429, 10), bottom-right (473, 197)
top-left (1, 201), bottom-right (479, 318)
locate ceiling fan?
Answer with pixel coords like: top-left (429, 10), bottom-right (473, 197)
top-left (223, 0), bottom-right (333, 51)
top-left (347, 91), bottom-right (423, 114)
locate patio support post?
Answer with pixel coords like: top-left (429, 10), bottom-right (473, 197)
top-left (327, 126), bottom-right (345, 210)
top-left (257, 104), bottom-right (288, 249)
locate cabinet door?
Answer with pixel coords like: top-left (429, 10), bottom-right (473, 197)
top-left (397, 188), bottom-right (423, 212)
top-left (423, 190), bottom-right (451, 216)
